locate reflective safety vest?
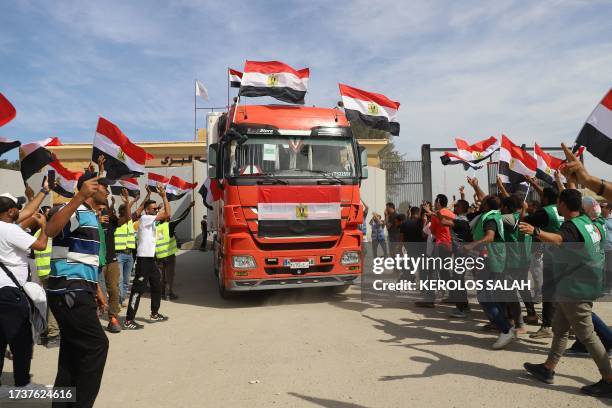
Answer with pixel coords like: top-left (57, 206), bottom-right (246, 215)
top-left (155, 222), bottom-right (177, 259)
top-left (115, 220), bottom-right (136, 251)
top-left (33, 229), bottom-right (52, 278)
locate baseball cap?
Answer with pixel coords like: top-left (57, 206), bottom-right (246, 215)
top-left (76, 171), bottom-right (113, 190)
top-left (0, 193), bottom-right (26, 212)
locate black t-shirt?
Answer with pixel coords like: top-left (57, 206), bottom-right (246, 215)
top-left (558, 221), bottom-right (584, 243)
top-left (102, 217), bottom-right (117, 262)
top-left (452, 218), bottom-right (473, 243)
top-left (400, 219), bottom-right (424, 243)
top-left (525, 209), bottom-right (549, 229)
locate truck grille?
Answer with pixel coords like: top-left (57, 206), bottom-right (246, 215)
top-left (265, 265), bottom-right (335, 275)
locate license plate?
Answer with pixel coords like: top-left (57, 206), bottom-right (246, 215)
top-left (289, 261), bottom-right (310, 269)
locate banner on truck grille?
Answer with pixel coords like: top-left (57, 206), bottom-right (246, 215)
top-left (257, 203), bottom-right (341, 221)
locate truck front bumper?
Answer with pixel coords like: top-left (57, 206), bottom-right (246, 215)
top-left (228, 274), bottom-right (359, 291)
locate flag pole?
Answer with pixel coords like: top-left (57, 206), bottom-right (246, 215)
top-left (513, 182), bottom-right (531, 231)
top-left (194, 79), bottom-right (197, 141)
top-left (226, 67), bottom-right (230, 112)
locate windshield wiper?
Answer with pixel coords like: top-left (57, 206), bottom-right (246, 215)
top-left (290, 169), bottom-right (346, 184)
top-left (255, 173), bottom-right (288, 185)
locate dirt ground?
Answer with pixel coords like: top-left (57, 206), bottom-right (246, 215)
top-left (3, 249), bottom-right (611, 407)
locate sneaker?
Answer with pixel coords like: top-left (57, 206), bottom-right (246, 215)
top-left (168, 293), bottom-right (179, 301)
top-left (414, 302), bottom-right (435, 308)
top-left (45, 335), bottom-right (60, 348)
top-left (149, 313), bottom-right (169, 322)
top-left (524, 314), bottom-right (539, 325)
top-left (493, 329), bottom-right (516, 349)
top-left (529, 326), bottom-right (553, 339)
top-left (449, 309), bottom-right (468, 318)
top-left (524, 362), bottom-right (555, 384)
top-left (581, 379), bottom-right (612, 398)
top-left (123, 320), bottom-right (144, 330)
top-left (107, 317), bottom-right (122, 333)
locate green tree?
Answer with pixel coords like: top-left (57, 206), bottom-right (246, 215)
top-left (0, 159), bottom-right (20, 170)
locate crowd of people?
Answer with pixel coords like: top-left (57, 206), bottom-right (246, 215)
top-left (361, 143), bottom-right (612, 397)
top-left (0, 157), bottom-right (197, 406)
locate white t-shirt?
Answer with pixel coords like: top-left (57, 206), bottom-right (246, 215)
top-left (0, 221), bottom-right (36, 288)
top-left (136, 215), bottom-right (157, 258)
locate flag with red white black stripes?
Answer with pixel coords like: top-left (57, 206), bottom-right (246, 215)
top-left (239, 61), bottom-right (310, 104)
top-left (440, 136), bottom-right (499, 170)
top-left (93, 117), bottom-right (153, 180)
top-left (147, 172), bottom-right (169, 194)
top-left (0, 137), bottom-right (20, 158)
top-left (19, 137), bottom-right (62, 182)
top-left (339, 84), bottom-right (400, 136)
top-left (198, 177), bottom-right (221, 210)
top-left (575, 88), bottom-right (612, 165)
top-left (49, 160), bottom-right (82, 198)
top-left (228, 68), bottom-right (243, 88)
top-left (110, 177), bottom-right (140, 197)
top-left (498, 135), bottom-right (536, 191)
top-left (166, 176), bottom-right (197, 201)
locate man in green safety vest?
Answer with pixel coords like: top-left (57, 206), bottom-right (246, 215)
top-left (156, 201), bottom-right (194, 300)
top-left (34, 220), bottom-right (60, 347)
top-left (114, 189), bottom-right (138, 306)
top-left (523, 181), bottom-right (561, 339)
top-left (521, 188), bottom-right (612, 398)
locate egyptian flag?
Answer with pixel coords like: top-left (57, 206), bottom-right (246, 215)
top-left (0, 93), bottom-right (17, 128)
top-left (198, 177), bottom-right (222, 210)
top-left (239, 61), bottom-right (310, 104)
top-left (110, 178), bottom-right (140, 197)
top-left (49, 160), bottom-right (82, 198)
top-left (0, 137), bottom-right (20, 157)
top-left (147, 172), bottom-right (169, 193)
top-left (441, 136), bottom-right (499, 169)
top-left (229, 68), bottom-right (243, 88)
top-left (93, 117), bottom-right (153, 179)
top-left (257, 186), bottom-right (342, 237)
top-left (498, 135), bottom-right (536, 189)
top-left (534, 143), bottom-right (584, 186)
top-left (20, 137), bottom-right (62, 182)
top-left (339, 84), bottom-right (400, 136)
top-left (165, 176), bottom-right (197, 201)
top-left (575, 88), bottom-right (612, 165)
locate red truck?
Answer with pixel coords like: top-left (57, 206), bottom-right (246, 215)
top-left (207, 104), bottom-right (368, 298)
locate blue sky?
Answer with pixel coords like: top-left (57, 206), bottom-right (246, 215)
top-left (1, 0), bottom-right (611, 178)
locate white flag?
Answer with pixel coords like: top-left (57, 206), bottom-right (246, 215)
top-left (195, 80), bottom-right (209, 101)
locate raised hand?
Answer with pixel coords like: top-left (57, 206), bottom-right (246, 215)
top-left (76, 176), bottom-right (101, 200)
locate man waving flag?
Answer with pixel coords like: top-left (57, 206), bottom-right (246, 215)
top-left (93, 117), bottom-right (153, 179)
top-left (441, 136), bottom-right (499, 170)
top-left (339, 84), bottom-right (400, 136)
top-left (166, 176), bottom-right (197, 201)
top-left (49, 160), bottom-right (82, 198)
top-left (239, 61), bottom-right (310, 104)
top-left (20, 137), bottom-right (62, 182)
top-left (575, 88), bottom-right (612, 165)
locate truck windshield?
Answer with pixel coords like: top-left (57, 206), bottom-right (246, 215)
top-left (229, 135), bottom-right (356, 178)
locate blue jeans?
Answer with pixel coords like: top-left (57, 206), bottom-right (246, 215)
top-left (571, 312), bottom-right (612, 351)
top-left (117, 252), bottom-right (135, 302)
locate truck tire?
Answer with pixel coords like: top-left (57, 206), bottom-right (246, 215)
top-left (217, 267), bottom-right (234, 300)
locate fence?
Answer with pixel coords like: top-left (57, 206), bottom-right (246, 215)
top-left (379, 159), bottom-right (423, 213)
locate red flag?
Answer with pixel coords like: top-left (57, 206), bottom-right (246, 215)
top-left (0, 93), bottom-right (16, 128)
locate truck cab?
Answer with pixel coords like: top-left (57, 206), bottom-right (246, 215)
top-left (207, 104), bottom-right (368, 298)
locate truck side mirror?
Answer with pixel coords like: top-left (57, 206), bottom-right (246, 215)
top-left (358, 144), bottom-right (368, 179)
top-left (208, 143), bottom-right (218, 179)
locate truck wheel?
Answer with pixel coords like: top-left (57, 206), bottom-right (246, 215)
top-left (217, 268), bottom-right (234, 300)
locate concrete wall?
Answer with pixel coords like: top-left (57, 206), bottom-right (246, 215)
top-left (359, 166), bottom-right (386, 223)
top-left (0, 169), bottom-right (49, 206)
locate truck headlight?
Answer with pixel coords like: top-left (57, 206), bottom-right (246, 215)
top-left (232, 255), bottom-right (256, 269)
top-left (341, 251), bottom-right (360, 265)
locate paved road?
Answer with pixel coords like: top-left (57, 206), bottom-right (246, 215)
top-left (6, 250), bottom-right (611, 407)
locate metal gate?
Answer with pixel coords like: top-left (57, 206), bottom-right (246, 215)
top-left (379, 160), bottom-right (423, 213)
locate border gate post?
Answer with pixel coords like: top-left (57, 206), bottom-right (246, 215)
top-left (421, 144), bottom-right (432, 203)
